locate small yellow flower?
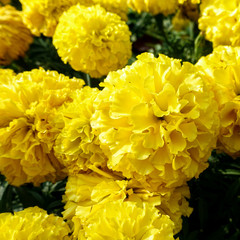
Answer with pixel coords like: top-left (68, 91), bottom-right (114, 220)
top-left (0, 207), bottom-right (71, 240)
top-left (199, 0), bottom-right (240, 47)
top-left (53, 4), bottom-right (132, 78)
top-left (127, 0), bottom-right (178, 15)
top-left (0, 68), bottom-right (85, 186)
top-left (0, 5), bottom-right (33, 65)
top-left (92, 52), bottom-right (220, 188)
top-left (197, 46), bottom-right (240, 157)
top-left (72, 199), bottom-right (175, 240)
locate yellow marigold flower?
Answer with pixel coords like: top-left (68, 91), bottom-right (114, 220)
top-left (72, 199), bottom-right (175, 240)
top-left (127, 0), bottom-right (178, 15)
top-left (0, 5), bottom-right (33, 65)
top-left (0, 206), bottom-right (71, 239)
top-left (63, 172), bottom-right (192, 234)
top-left (92, 52), bottom-right (220, 188)
top-left (54, 87), bottom-right (108, 175)
top-left (92, 0), bottom-right (128, 20)
top-left (199, 0), bottom-right (240, 47)
top-left (53, 4), bottom-right (132, 78)
top-left (19, 0), bottom-right (87, 37)
top-left (197, 46), bottom-right (240, 157)
top-left (0, 68), bottom-right (85, 186)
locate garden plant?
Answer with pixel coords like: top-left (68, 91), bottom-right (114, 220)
top-left (0, 0), bottom-right (240, 239)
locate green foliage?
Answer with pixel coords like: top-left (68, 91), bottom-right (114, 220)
top-left (177, 152), bottom-right (240, 240)
top-left (128, 11), bottom-right (212, 64)
top-left (0, 176), bottom-right (66, 216)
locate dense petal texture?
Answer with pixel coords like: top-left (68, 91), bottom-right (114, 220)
top-left (54, 87), bottom-right (108, 175)
top-left (53, 4), bottom-right (132, 78)
top-left (92, 0), bottom-right (128, 20)
top-left (199, 0), bottom-right (240, 47)
top-left (197, 46), bottom-right (240, 157)
top-left (0, 207), bottom-right (71, 239)
top-left (0, 68), bottom-right (15, 84)
top-left (0, 68), bottom-right (85, 186)
top-left (127, 0), bottom-right (178, 15)
top-left (0, 5), bottom-right (33, 65)
top-left (91, 52), bottom-right (219, 188)
top-left (63, 172), bottom-right (192, 234)
top-left (19, 0), bottom-right (84, 37)
top-left (73, 199), bottom-right (175, 240)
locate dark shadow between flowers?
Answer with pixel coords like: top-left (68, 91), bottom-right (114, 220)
top-left (176, 151), bottom-right (240, 240)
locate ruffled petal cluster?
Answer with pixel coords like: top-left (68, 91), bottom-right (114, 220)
top-left (0, 207), bottom-right (71, 239)
top-left (53, 4), bottom-right (132, 78)
top-left (199, 0), bottom-right (240, 47)
top-left (127, 0), bottom-right (178, 15)
top-left (54, 87), bottom-right (108, 175)
top-left (73, 199), bottom-right (175, 240)
top-left (62, 171), bottom-right (192, 234)
top-left (20, 0), bottom-right (86, 37)
top-left (91, 52), bottom-right (220, 188)
top-left (92, 0), bottom-right (128, 20)
top-left (0, 68), bottom-right (15, 84)
top-left (0, 68), bottom-right (85, 186)
top-left (197, 46), bottom-right (240, 157)
top-left (0, 5), bottom-right (33, 65)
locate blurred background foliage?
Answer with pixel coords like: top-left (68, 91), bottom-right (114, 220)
top-left (0, 1), bottom-right (239, 240)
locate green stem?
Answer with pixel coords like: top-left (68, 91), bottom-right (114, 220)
top-left (85, 74), bottom-right (91, 87)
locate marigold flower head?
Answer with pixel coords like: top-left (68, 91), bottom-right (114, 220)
top-left (92, 0), bottom-right (128, 20)
top-left (199, 0), bottom-right (240, 47)
top-left (53, 4), bottom-right (132, 78)
top-left (0, 5), bottom-right (33, 65)
top-left (72, 199), bottom-right (175, 240)
top-left (91, 52), bottom-right (220, 188)
top-left (63, 172), bottom-right (192, 234)
top-left (0, 206), bottom-right (71, 239)
top-left (127, 0), bottom-right (178, 15)
top-left (0, 68), bottom-right (85, 186)
top-left (197, 46), bottom-right (240, 157)
top-left (54, 87), bottom-right (108, 175)
top-left (19, 0), bottom-right (86, 37)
